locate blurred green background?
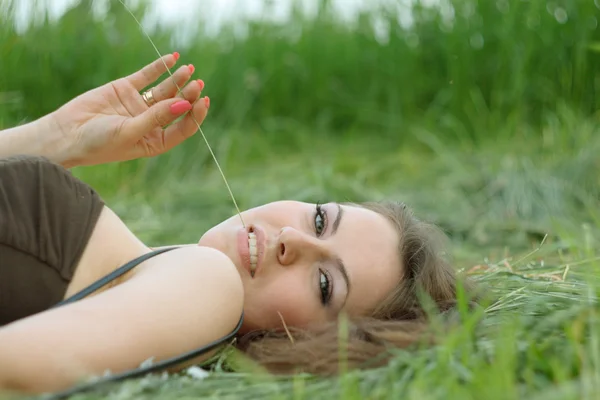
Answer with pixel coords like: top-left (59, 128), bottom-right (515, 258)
top-left (1, 0), bottom-right (599, 262)
top-left (2, 1), bottom-right (600, 398)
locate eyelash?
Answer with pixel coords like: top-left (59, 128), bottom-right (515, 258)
top-left (314, 203), bottom-right (327, 237)
top-left (319, 268), bottom-right (333, 306)
top-left (314, 204), bottom-right (333, 305)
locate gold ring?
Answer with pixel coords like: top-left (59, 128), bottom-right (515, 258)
top-left (142, 88), bottom-right (156, 107)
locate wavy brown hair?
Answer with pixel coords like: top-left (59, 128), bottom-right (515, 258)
top-left (234, 201), bottom-right (477, 375)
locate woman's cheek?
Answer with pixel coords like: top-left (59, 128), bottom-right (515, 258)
top-left (262, 284), bottom-right (318, 328)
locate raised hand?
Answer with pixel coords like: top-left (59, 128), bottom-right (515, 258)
top-left (49, 52), bottom-right (209, 167)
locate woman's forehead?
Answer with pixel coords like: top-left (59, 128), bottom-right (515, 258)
top-left (334, 204), bottom-right (402, 315)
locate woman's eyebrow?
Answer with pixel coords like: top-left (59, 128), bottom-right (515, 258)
top-left (328, 203), bottom-right (351, 308)
top-left (331, 203), bottom-right (344, 236)
top-left (335, 257), bottom-right (351, 309)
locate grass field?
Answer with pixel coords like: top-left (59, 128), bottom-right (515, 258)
top-left (2, 0), bottom-right (600, 398)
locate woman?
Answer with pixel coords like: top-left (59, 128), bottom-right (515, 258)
top-left (0, 53), bottom-right (471, 395)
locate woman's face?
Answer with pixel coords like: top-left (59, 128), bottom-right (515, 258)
top-left (198, 201), bottom-right (402, 334)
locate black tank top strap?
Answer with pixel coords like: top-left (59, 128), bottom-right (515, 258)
top-left (47, 246), bottom-right (245, 400)
top-left (53, 247), bottom-right (178, 308)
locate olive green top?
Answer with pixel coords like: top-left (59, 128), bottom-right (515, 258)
top-left (0, 155), bottom-right (104, 326)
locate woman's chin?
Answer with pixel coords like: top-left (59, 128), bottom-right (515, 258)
top-left (197, 225), bottom-right (229, 255)
top-left (197, 230), bottom-right (216, 248)
top-left (197, 215), bottom-right (242, 250)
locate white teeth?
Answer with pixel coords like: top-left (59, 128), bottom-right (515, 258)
top-left (248, 232), bottom-right (257, 272)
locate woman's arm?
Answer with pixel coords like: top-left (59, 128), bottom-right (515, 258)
top-left (0, 246), bottom-right (244, 394)
top-left (0, 53), bottom-right (208, 169)
top-left (0, 114), bottom-right (72, 166)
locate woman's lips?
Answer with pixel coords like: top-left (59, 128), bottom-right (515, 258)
top-left (237, 228), bottom-right (252, 277)
top-left (236, 225), bottom-right (266, 278)
top-left (251, 225), bottom-right (266, 277)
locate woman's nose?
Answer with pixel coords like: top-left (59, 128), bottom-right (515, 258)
top-left (276, 227), bottom-right (324, 266)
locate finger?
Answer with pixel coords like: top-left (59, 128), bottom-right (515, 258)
top-left (177, 79), bottom-right (204, 103)
top-left (150, 65), bottom-right (197, 103)
top-left (123, 98), bottom-right (193, 142)
top-left (161, 96), bottom-right (210, 151)
top-left (126, 52), bottom-right (180, 91)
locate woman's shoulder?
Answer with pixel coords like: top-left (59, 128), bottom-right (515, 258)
top-left (0, 244), bottom-right (244, 393)
top-left (136, 245), bottom-right (244, 301)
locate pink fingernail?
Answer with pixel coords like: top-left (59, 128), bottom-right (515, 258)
top-left (188, 64), bottom-right (195, 74)
top-left (204, 96), bottom-right (210, 109)
top-left (197, 79), bottom-right (205, 91)
top-left (173, 52), bottom-right (180, 61)
top-left (170, 100), bottom-right (192, 115)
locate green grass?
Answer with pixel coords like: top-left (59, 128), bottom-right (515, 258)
top-left (1, 0), bottom-right (599, 138)
top-left (1, 0), bottom-right (600, 399)
top-left (15, 117), bottom-right (600, 400)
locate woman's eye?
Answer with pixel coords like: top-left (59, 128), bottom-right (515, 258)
top-left (319, 269), bottom-right (332, 305)
top-left (315, 206), bottom-right (326, 236)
